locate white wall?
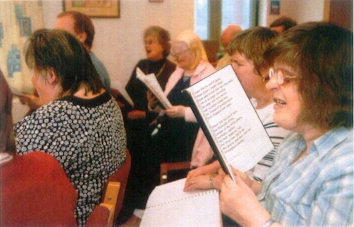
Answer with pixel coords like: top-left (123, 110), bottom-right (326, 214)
top-left (42, 0), bottom-right (194, 89)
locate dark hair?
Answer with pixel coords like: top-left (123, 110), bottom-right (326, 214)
top-left (144, 26), bottom-right (171, 57)
top-left (265, 22), bottom-right (353, 129)
top-left (25, 29), bottom-right (104, 96)
top-left (228, 26), bottom-right (276, 76)
top-left (270, 16), bottom-right (297, 30)
top-left (57, 11), bottom-right (95, 49)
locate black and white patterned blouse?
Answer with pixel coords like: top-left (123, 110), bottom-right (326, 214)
top-left (14, 91), bottom-right (127, 226)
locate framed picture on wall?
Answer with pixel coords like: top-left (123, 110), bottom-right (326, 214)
top-left (63, 0), bottom-right (120, 18)
top-left (270, 0), bottom-right (280, 15)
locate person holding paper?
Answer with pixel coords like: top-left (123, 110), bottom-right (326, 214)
top-left (148, 30), bottom-right (216, 163)
top-left (117, 26), bottom-right (176, 227)
top-left (125, 26), bottom-right (176, 118)
top-left (220, 22), bottom-right (353, 226)
top-left (185, 27), bottom-right (290, 192)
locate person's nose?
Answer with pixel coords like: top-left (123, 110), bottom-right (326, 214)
top-left (266, 75), bottom-right (280, 90)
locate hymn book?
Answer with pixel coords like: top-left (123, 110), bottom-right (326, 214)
top-left (183, 65), bottom-right (274, 181)
top-left (140, 178), bottom-right (221, 227)
top-left (136, 67), bottom-right (172, 109)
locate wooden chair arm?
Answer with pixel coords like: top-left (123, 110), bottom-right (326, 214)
top-left (87, 182), bottom-right (121, 227)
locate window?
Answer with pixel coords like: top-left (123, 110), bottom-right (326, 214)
top-left (196, 0), bottom-right (255, 40)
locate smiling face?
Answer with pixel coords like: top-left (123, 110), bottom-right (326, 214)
top-left (266, 62), bottom-right (304, 132)
top-left (144, 35), bottom-right (164, 61)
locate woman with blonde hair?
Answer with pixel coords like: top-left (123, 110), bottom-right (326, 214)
top-left (149, 29), bottom-right (215, 164)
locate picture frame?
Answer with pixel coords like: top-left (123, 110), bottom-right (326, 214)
top-left (19, 18), bottom-right (32, 37)
top-left (63, 0), bottom-right (120, 18)
top-left (270, 0), bottom-right (280, 15)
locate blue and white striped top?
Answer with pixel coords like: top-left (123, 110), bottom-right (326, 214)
top-left (259, 127), bottom-right (353, 226)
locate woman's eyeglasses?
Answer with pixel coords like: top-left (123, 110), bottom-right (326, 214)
top-left (170, 49), bottom-right (190, 58)
top-left (268, 68), bottom-right (298, 85)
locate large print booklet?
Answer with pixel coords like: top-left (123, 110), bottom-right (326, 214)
top-left (183, 65), bottom-right (274, 181)
top-left (136, 67), bottom-right (172, 109)
top-left (140, 178), bottom-right (221, 227)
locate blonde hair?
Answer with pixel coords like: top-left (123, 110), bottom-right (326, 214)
top-left (174, 30), bottom-right (208, 70)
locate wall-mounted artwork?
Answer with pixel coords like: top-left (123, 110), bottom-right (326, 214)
top-left (19, 18), bottom-right (32, 36)
top-left (270, 0), bottom-right (280, 15)
top-left (63, 0), bottom-right (120, 18)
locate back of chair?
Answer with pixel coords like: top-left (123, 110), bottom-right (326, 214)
top-left (202, 39), bottom-right (220, 66)
top-left (160, 161), bottom-right (191, 184)
top-left (0, 152), bottom-right (78, 227)
top-left (103, 149), bottom-right (132, 222)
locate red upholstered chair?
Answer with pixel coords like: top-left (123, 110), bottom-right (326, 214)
top-left (0, 151), bottom-right (78, 226)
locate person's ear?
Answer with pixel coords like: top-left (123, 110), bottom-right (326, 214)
top-left (76, 32), bottom-right (87, 44)
top-left (46, 68), bottom-right (59, 85)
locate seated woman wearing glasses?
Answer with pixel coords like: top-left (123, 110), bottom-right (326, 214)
top-left (184, 27), bottom-right (290, 195)
top-left (220, 22), bottom-right (353, 226)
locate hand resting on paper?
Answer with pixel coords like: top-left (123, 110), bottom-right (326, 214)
top-left (184, 161), bottom-right (257, 193)
top-left (220, 169), bottom-right (272, 227)
top-left (184, 173), bottom-right (223, 191)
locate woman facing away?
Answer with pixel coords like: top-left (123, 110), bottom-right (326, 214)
top-left (220, 22), bottom-right (353, 226)
top-left (184, 27), bottom-right (290, 195)
top-left (14, 29), bottom-right (127, 226)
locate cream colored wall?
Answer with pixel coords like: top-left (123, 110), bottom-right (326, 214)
top-left (42, 0), bottom-right (194, 89)
top-left (264, 0), bottom-right (325, 26)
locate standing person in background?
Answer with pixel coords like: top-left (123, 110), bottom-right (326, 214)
top-left (122, 30), bottom-right (215, 227)
top-left (148, 29), bottom-right (216, 164)
top-left (19, 11), bottom-right (112, 114)
top-left (269, 15), bottom-right (297, 35)
top-left (220, 22), bottom-right (353, 227)
top-left (215, 24), bottom-right (243, 70)
top-left (55, 11), bottom-right (111, 91)
top-left (117, 25), bottom-right (176, 227)
top-left (15, 29), bottom-right (127, 226)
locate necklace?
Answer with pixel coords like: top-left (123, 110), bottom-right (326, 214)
top-left (155, 63), bottom-right (166, 78)
top-left (145, 60), bottom-right (166, 78)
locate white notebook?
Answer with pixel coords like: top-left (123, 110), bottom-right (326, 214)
top-left (140, 178), bottom-right (221, 227)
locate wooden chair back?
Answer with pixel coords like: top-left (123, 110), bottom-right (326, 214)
top-left (160, 161), bottom-right (191, 184)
